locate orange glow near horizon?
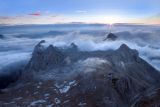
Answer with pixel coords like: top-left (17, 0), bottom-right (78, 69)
top-left (0, 14), bottom-right (159, 25)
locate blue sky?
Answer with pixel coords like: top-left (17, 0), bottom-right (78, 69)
top-left (0, 0), bottom-right (159, 24)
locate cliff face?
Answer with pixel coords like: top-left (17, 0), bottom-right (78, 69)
top-left (0, 41), bottom-right (159, 107)
top-left (26, 40), bottom-right (66, 72)
top-left (61, 43), bottom-right (160, 107)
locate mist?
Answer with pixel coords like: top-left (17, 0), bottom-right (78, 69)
top-left (0, 24), bottom-right (160, 74)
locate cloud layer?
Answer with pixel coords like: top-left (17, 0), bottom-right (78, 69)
top-left (0, 24), bottom-right (160, 73)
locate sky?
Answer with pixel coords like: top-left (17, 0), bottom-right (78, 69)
top-left (0, 0), bottom-right (160, 24)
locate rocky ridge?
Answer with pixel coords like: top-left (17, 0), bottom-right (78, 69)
top-left (104, 33), bottom-right (117, 41)
top-left (0, 40), bottom-right (160, 107)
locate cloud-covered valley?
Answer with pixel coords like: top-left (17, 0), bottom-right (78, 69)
top-left (0, 24), bottom-right (160, 73)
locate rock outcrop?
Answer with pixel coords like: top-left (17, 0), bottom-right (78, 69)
top-left (0, 68), bottom-right (22, 91)
top-left (104, 33), bottom-right (117, 41)
top-left (26, 40), bottom-right (66, 72)
top-left (1, 41), bottom-right (159, 107)
top-left (68, 43), bottom-right (78, 52)
top-left (0, 34), bottom-right (4, 39)
top-left (65, 44), bottom-right (160, 107)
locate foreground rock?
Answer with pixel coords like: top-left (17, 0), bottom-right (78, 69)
top-left (0, 62), bottom-right (25, 91)
top-left (0, 41), bottom-right (159, 107)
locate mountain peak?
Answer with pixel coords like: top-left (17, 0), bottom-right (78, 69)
top-left (68, 42), bottom-right (78, 52)
top-left (104, 33), bottom-right (117, 41)
top-left (119, 44), bottom-right (130, 51)
top-left (46, 45), bottom-right (58, 52)
top-left (0, 34), bottom-right (5, 39)
top-left (111, 44), bottom-right (139, 62)
top-left (70, 43), bottom-right (77, 48)
top-left (118, 44), bottom-right (138, 55)
top-left (26, 41), bottom-right (66, 72)
top-left (37, 40), bottom-right (45, 45)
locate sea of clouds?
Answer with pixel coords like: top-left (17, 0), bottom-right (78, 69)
top-left (0, 24), bottom-right (160, 73)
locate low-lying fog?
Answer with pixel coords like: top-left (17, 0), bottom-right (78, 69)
top-left (0, 24), bottom-right (160, 73)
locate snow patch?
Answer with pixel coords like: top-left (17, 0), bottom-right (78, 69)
top-left (54, 98), bottom-right (61, 104)
top-left (59, 85), bottom-right (70, 93)
top-left (78, 102), bottom-right (87, 106)
top-left (13, 97), bottom-right (22, 101)
top-left (46, 104), bottom-right (54, 107)
top-left (44, 93), bottom-right (50, 97)
top-left (55, 80), bottom-right (77, 93)
top-left (76, 58), bottom-right (108, 73)
top-left (30, 100), bottom-right (46, 106)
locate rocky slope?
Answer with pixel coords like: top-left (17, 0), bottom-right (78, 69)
top-left (104, 33), bottom-right (117, 41)
top-left (0, 34), bottom-right (4, 39)
top-left (0, 40), bottom-right (160, 107)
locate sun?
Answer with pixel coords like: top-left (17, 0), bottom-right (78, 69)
top-left (102, 15), bottom-right (125, 24)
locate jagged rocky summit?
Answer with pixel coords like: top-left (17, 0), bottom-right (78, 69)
top-left (26, 40), bottom-right (66, 72)
top-left (0, 34), bottom-right (4, 39)
top-left (0, 40), bottom-right (160, 107)
top-left (104, 33), bottom-right (117, 41)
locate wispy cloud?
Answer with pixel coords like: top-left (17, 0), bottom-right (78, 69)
top-left (51, 15), bottom-right (59, 18)
top-left (75, 10), bottom-right (87, 14)
top-left (0, 14), bottom-right (68, 25)
top-left (28, 12), bottom-right (41, 16)
top-left (0, 16), bottom-right (14, 19)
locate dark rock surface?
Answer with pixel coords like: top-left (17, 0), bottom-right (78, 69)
top-left (0, 41), bottom-right (160, 107)
top-left (0, 71), bottom-right (21, 90)
top-left (26, 40), bottom-right (66, 72)
top-left (104, 33), bottom-right (117, 41)
top-left (0, 61), bottom-right (27, 91)
top-left (0, 34), bottom-right (4, 39)
top-left (68, 42), bottom-right (78, 52)
top-left (64, 44), bottom-right (160, 107)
